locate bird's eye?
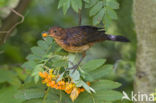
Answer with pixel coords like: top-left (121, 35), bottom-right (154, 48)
top-left (54, 30), bottom-right (57, 33)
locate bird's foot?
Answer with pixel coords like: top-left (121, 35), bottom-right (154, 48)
top-left (66, 64), bottom-right (78, 73)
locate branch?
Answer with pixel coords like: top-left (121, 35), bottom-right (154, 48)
top-left (0, 0), bottom-right (31, 45)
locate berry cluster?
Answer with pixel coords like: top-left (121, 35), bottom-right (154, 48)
top-left (39, 69), bottom-right (90, 101)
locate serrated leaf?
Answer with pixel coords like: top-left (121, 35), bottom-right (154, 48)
top-left (0, 69), bottom-right (21, 87)
top-left (103, 14), bottom-right (112, 30)
top-left (58, 0), bottom-right (64, 9)
top-left (69, 70), bottom-right (80, 81)
top-left (94, 90), bottom-right (122, 102)
top-left (52, 59), bottom-right (68, 68)
top-left (93, 8), bottom-right (105, 25)
top-left (106, 0), bottom-right (119, 9)
top-left (63, 0), bottom-right (70, 15)
top-left (45, 37), bottom-right (53, 45)
top-left (89, 1), bottom-right (103, 16)
top-left (81, 81), bottom-right (95, 93)
top-left (0, 87), bottom-right (23, 103)
top-left (22, 61), bottom-right (37, 70)
top-left (91, 80), bottom-right (121, 91)
top-left (26, 54), bottom-right (41, 61)
top-left (85, 0), bottom-right (98, 8)
top-left (31, 47), bottom-right (45, 56)
top-left (75, 92), bottom-right (93, 103)
top-left (37, 40), bottom-right (49, 50)
top-left (85, 64), bottom-right (113, 82)
top-left (106, 7), bottom-right (118, 20)
top-left (71, 0), bottom-right (82, 13)
top-left (83, 0), bottom-right (90, 3)
top-left (31, 64), bottom-right (44, 83)
top-left (23, 99), bottom-right (42, 103)
top-left (82, 59), bottom-right (106, 72)
top-left (15, 89), bottom-right (44, 101)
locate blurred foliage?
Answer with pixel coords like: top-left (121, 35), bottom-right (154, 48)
top-left (0, 0), bottom-right (136, 103)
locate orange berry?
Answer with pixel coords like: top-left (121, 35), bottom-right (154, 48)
top-left (58, 81), bottom-right (65, 86)
top-left (47, 82), bottom-right (51, 87)
top-left (80, 88), bottom-right (85, 92)
top-left (40, 72), bottom-right (48, 78)
top-left (49, 81), bottom-right (55, 88)
top-left (87, 82), bottom-right (91, 86)
top-left (51, 81), bottom-right (55, 85)
top-left (42, 32), bottom-right (48, 37)
top-left (61, 85), bottom-right (66, 90)
top-left (39, 72), bottom-right (45, 78)
top-left (42, 78), bottom-right (49, 84)
top-left (65, 89), bottom-right (73, 94)
top-left (47, 75), bottom-right (52, 80)
top-left (53, 84), bottom-right (58, 88)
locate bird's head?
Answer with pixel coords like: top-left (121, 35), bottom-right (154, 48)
top-left (47, 26), bottom-right (65, 40)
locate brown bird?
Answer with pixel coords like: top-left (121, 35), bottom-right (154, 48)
top-left (46, 25), bottom-right (129, 70)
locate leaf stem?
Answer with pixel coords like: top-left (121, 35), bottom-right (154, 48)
top-left (59, 90), bottom-right (62, 103)
top-left (90, 94), bottom-right (96, 103)
top-left (42, 87), bottom-right (50, 103)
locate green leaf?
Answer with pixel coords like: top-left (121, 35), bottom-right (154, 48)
top-left (15, 67), bottom-right (27, 81)
top-left (45, 37), bottom-right (53, 45)
top-left (82, 59), bottom-right (106, 72)
top-left (103, 14), bottom-right (112, 30)
top-left (93, 8), bottom-right (105, 25)
top-left (23, 99), bottom-right (42, 103)
top-left (26, 54), bottom-right (41, 61)
top-left (75, 92), bottom-right (93, 103)
top-left (106, 7), bottom-right (118, 20)
top-left (69, 70), bottom-right (80, 81)
top-left (31, 47), bottom-right (45, 56)
top-left (31, 64), bottom-right (44, 83)
top-left (63, 0), bottom-right (70, 15)
top-left (106, 0), bottom-right (119, 9)
top-left (58, 0), bottom-right (64, 9)
top-left (22, 61), bottom-right (37, 70)
top-left (0, 0), bottom-right (9, 7)
top-left (71, 0), bottom-right (82, 13)
top-left (56, 72), bottom-right (64, 82)
top-left (15, 88), bottom-right (44, 101)
top-left (91, 80), bottom-right (121, 91)
top-left (52, 59), bottom-right (68, 68)
top-left (89, 1), bottom-right (103, 16)
top-left (83, 0), bottom-right (90, 3)
top-left (37, 40), bottom-right (49, 50)
top-left (0, 69), bottom-right (21, 87)
top-left (0, 87), bottom-right (23, 103)
top-left (85, 64), bottom-right (113, 81)
top-left (81, 81), bottom-right (95, 93)
top-left (85, 0), bottom-right (98, 8)
top-left (94, 90), bottom-right (122, 102)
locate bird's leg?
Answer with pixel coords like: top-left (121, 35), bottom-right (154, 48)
top-left (67, 52), bottom-right (86, 72)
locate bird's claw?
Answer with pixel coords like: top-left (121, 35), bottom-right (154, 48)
top-left (66, 64), bottom-right (78, 73)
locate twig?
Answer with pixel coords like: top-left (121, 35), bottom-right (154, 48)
top-left (0, 8), bottom-right (24, 34)
top-left (0, 0), bottom-right (31, 45)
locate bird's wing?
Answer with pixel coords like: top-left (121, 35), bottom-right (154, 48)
top-left (65, 26), bottom-right (105, 46)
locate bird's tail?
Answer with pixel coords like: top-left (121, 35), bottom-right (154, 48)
top-left (105, 35), bottom-right (130, 42)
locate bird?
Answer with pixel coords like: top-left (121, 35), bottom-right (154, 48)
top-left (44, 25), bottom-right (130, 70)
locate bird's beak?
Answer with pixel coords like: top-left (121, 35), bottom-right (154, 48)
top-left (42, 32), bottom-right (49, 38)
